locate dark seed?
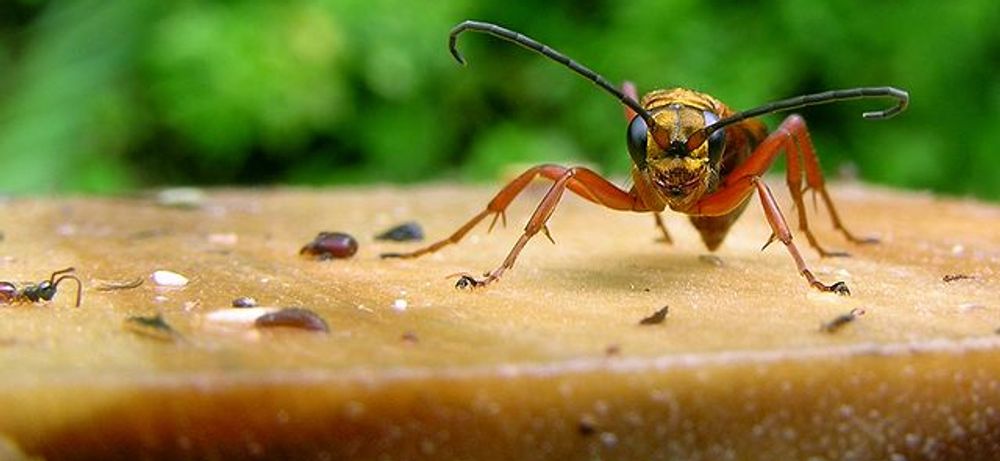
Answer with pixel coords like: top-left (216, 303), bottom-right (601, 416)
top-left (232, 296), bottom-right (258, 308)
top-left (376, 222), bottom-right (424, 242)
top-left (300, 232), bottom-right (358, 260)
top-left (255, 308), bottom-right (329, 332)
top-left (639, 305), bottom-right (669, 325)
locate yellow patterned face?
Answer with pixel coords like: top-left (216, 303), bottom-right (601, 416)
top-left (626, 88), bottom-right (729, 211)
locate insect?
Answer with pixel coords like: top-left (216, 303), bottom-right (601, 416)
top-left (382, 21), bottom-right (909, 294)
top-left (0, 267), bottom-right (83, 307)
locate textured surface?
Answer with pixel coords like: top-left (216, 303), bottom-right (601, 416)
top-left (0, 182), bottom-right (998, 460)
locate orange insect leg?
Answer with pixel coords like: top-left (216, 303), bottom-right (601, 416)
top-left (691, 115), bottom-right (860, 293)
top-left (383, 165), bottom-right (649, 287)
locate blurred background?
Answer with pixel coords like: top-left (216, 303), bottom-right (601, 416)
top-left (0, 0), bottom-right (997, 199)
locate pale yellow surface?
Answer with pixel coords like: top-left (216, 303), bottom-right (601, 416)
top-left (0, 182), bottom-right (998, 460)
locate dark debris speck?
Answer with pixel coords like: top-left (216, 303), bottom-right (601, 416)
top-left (232, 296), bottom-right (258, 308)
top-left (376, 222), bottom-right (424, 242)
top-left (639, 305), bottom-right (669, 325)
top-left (820, 308), bottom-right (866, 333)
top-left (943, 274), bottom-right (976, 283)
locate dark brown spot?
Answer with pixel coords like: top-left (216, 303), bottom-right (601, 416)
top-left (820, 308), bottom-right (865, 333)
top-left (943, 274), bottom-right (975, 283)
top-left (578, 414), bottom-right (598, 436)
top-left (124, 314), bottom-right (180, 341)
top-left (639, 305), bottom-right (669, 325)
top-left (376, 222), bottom-right (424, 242)
top-left (401, 331), bottom-right (419, 343)
top-left (299, 232), bottom-right (358, 260)
top-left (255, 308), bottom-right (329, 332)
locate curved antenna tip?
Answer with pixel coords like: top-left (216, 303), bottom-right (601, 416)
top-left (450, 49), bottom-right (467, 66)
top-left (862, 88), bottom-right (909, 120)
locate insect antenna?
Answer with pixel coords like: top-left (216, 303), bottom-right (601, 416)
top-left (52, 273), bottom-right (83, 307)
top-left (47, 267), bottom-right (76, 283)
top-left (449, 20), bottom-right (671, 148)
top-left (686, 87), bottom-right (909, 151)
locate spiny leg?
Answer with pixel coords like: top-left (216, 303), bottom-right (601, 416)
top-left (383, 164), bottom-right (648, 287)
top-left (778, 115), bottom-right (877, 256)
top-left (455, 167), bottom-right (649, 288)
top-left (380, 164), bottom-right (561, 260)
top-left (752, 177), bottom-right (849, 294)
top-left (786, 116), bottom-right (878, 244)
top-left (692, 176), bottom-right (849, 294)
top-left (769, 116), bottom-right (848, 257)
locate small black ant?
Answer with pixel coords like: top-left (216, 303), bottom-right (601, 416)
top-left (0, 267), bottom-right (82, 307)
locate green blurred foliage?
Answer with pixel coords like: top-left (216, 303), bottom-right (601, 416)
top-left (0, 0), bottom-right (997, 198)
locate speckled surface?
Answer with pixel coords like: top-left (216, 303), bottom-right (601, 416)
top-left (0, 182), bottom-right (998, 460)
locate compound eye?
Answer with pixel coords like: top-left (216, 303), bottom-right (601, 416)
top-left (626, 115), bottom-right (648, 168)
top-left (703, 111), bottom-right (726, 164)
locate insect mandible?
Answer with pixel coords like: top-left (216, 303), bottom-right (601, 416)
top-left (0, 267), bottom-right (82, 307)
top-left (382, 21), bottom-right (909, 294)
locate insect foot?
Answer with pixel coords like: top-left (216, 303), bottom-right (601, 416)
top-left (452, 272), bottom-right (497, 289)
top-left (812, 280), bottom-right (851, 296)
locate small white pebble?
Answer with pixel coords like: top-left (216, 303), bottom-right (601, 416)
top-left (958, 302), bottom-right (985, 313)
top-left (207, 233), bottom-right (239, 245)
top-left (152, 270), bottom-right (189, 287)
top-left (56, 224), bottom-right (77, 236)
top-left (156, 187), bottom-right (204, 208)
top-left (599, 432), bottom-right (619, 448)
top-left (205, 307), bottom-right (281, 325)
top-left (951, 244), bottom-right (965, 255)
top-left (392, 298), bottom-right (408, 312)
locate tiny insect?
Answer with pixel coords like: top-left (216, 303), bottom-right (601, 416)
top-left (0, 267), bottom-right (82, 307)
top-left (383, 21), bottom-right (909, 294)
